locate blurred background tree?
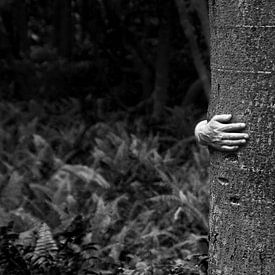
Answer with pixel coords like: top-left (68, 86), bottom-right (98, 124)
top-left (0, 0), bottom-right (209, 125)
top-left (0, 1), bottom-right (212, 274)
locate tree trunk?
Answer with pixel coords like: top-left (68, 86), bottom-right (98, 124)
top-left (175, 0), bottom-right (210, 100)
top-left (208, 1), bottom-right (275, 274)
top-left (191, 0), bottom-right (210, 49)
top-left (13, 0), bottom-right (28, 56)
top-left (80, 0), bottom-right (89, 40)
top-left (152, 1), bottom-right (171, 120)
top-left (1, 0), bottom-right (28, 58)
top-left (53, 0), bottom-right (72, 58)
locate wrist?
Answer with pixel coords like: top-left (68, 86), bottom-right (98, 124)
top-left (195, 120), bottom-right (208, 145)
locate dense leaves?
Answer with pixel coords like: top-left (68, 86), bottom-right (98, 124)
top-left (0, 0), bottom-right (209, 119)
top-left (0, 100), bottom-right (209, 274)
top-left (0, 0), bottom-right (210, 273)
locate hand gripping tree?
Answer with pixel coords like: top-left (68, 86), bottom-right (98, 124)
top-left (207, 1), bottom-right (275, 274)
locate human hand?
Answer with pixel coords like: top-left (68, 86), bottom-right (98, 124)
top-left (195, 114), bottom-right (249, 152)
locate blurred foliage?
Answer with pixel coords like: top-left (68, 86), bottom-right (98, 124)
top-left (0, 0), bottom-right (211, 273)
top-left (0, 0), bottom-right (209, 119)
top-left (0, 99), bottom-right (209, 274)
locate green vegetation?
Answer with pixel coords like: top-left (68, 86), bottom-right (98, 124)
top-left (0, 0), bottom-right (211, 273)
top-left (0, 100), bottom-right (209, 274)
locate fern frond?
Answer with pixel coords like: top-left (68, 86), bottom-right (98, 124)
top-left (32, 223), bottom-right (57, 265)
top-left (62, 164), bottom-right (110, 188)
top-left (149, 195), bottom-right (181, 205)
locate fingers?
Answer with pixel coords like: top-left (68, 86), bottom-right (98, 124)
top-left (220, 145), bottom-right (239, 151)
top-left (222, 133), bottom-right (249, 140)
top-left (198, 115), bottom-right (249, 152)
top-left (221, 139), bottom-right (246, 146)
top-left (212, 114), bottom-right (232, 122)
top-left (221, 123), bottom-right (246, 132)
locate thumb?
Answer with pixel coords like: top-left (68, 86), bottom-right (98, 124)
top-left (212, 114), bottom-right (232, 123)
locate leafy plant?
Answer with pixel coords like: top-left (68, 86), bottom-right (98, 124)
top-left (0, 100), bottom-right (209, 274)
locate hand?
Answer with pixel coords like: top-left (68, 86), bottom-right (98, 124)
top-left (195, 114), bottom-right (249, 152)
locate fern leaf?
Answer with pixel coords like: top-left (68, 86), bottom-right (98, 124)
top-left (32, 223), bottom-right (57, 265)
top-left (149, 195), bottom-right (181, 204)
top-left (62, 164), bottom-right (110, 188)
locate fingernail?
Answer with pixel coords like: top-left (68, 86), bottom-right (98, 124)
top-left (241, 123), bottom-right (246, 127)
top-left (242, 139), bottom-right (246, 143)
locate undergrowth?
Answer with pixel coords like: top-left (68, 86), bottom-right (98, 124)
top-left (0, 99), bottom-right (209, 274)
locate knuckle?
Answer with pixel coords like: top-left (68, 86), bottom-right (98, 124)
top-left (208, 120), bottom-right (215, 128)
top-left (213, 135), bottom-right (222, 142)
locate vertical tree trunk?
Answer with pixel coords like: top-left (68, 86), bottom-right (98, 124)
top-left (1, 0), bottom-right (28, 57)
top-left (53, 0), bottom-right (72, 58)
top-left (208, 1), bottom-right (275, 274)
top-left (175, 0), bottom-right (210, 100)
top-left (80, 0), bottom-right (89, 40)
top-left (191, 0), bottom-right (210, 49)
top-left (13, 0), bottom-right (28, 56)
top-left (152, 1), bottom-right (171, 120)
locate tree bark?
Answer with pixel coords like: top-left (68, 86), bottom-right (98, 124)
top-left (208, 1), bottom-right (275, 274)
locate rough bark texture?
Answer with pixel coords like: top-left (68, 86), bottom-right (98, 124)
top-left (208, 1), bottom-right (275, 274)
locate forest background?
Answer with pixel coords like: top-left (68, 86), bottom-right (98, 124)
top-left (0, 0), bottom-right (210, 274)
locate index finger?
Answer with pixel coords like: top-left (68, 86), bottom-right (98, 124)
top-left (212, 114), bottom-right (232, 123)
top-left (222, 133), bottom-right (249, 139)
top-left (222, 123), bottom-right (246, 132)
